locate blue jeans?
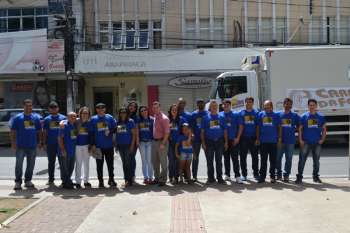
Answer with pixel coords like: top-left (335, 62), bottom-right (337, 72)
top-left (297, 143), bottom-right (322, 179)
top-left (15, 148), bottom-right (37, 184)
top-left (276, 144), bottom-right (295, 177)
top-left (192, 142), bottom-right (201, 179)
top-left (239, 137), bottom-right (259, 177)
top-left (205, 138), bottom-right (224, 181)
top-left (47, 143), bottom-right (63, 182)
top-left (168, 141), bottom-right (179, 179)
top-left (139, 141), bottom-right (153, 180)
top-left (130, 148), bottom-right (137, 178)
top-left (59, 155), bottom-right (75, 186)
top-left (118, 145), bottom-right (132, 182)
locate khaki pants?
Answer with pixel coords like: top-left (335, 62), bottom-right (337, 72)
top-left (152, 140), bottom-right (168, 183)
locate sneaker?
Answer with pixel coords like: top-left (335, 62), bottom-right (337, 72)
top-left (108, 179), bottom-right (117, 187)
top-left (75, 184), bottom-right (82, 189)
top-left (132, 176), bottom-right (136, 183)
top-left (143, 179), bottom-right (148, 185)
top-left (224, 175), bottom-right (231, 181)
top-left (14, 182), bottom-right (22, 190)
top-left (24, 181), bottom-right (35, 188)
top-left (46, 180), bottom-right (54, 186)
top-left (206, 179), bottom-right (216, 184)
top-left (236, 177), bottom-right (243, 184)
top-left (63, 183), bottom-right (74, 189)
top-left (283, 176), bottom-right (290, 183)
top-left (277, 175), bottom-right (282, 181)
top-left (84, 182), bottom-right (92, 188)
top-left (241, 176), bottom-right (247, 182)
top-left (98, 181), bottom-right (105, 188)
top-left (295, 177), bottom-right (303, 184)
top-left (254, 175), bottom-right (260, 181)
top-left (218, 179), bottom-right (226, 184)
top-left (270, 178), bottom-right (276, 183)
top-left (158, 182), bottom-right (166, 187)
top-left (313, 177), bottom-right (322, 183)
top-left (124, 181), bottom-right (132, 188)
top-left (258, 179), bottom-right (265, 184)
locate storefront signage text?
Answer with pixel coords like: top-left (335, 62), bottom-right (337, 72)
top-left (169, 76), bottom-right (213, 89)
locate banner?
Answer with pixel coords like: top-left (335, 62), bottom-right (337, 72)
top-left (0, 29), bottom-right (48, 74)
top-left (287, 87), bottom-right (350, 110)
top-left (48, 39), bottom-right (65, 73)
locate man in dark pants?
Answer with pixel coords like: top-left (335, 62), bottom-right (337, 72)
top-left (201, 100), bottom-right (228, 184)
top-left (90, 103), bottom-right (117, 188)
top-left (43, 101), bottom-right (66, 186)
top-left (190, 99), bottom-right (208, 181)
top-left (238, 97), bottom-right (259, 181)
top-left (256, 100), bottom-right (281, 183)
top-left (220, 99), bottom-right (243, 184)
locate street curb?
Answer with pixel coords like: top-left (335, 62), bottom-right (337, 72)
top-left (0, 195), bottom-right (48, 229)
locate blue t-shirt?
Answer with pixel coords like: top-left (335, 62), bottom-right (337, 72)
top-left (300, 112), bottom-right (326, 144)
top-left (77, 121), bottom-right (91, 146)
top-left (138, 117), bottom-right (154, 141)
top-left (220, 111), bottom-right (240, 140)
top-left (90, 114), bottom-right (116, 149)
top-left (169, 116), bottom-right (187, 142)
top-left (116, 119), bottom-right (135, 145)
top-left (191, 110), bottom-right (208, 143)
top-left (59, 121), bottom-right (77, 157)
top-left (11, 113), bottom-right (42, 148)
top-left (279, 111), bottom-right (300, 144)
top-left (177, 135), bottom-right (193, 154)
top-left (180, 111), bottom-right (192, 123)
top-left (257, 111), bottom-right (281, 143)
top-left (43, 114), bottom-right (66, 145)
top-left (201, 113), bottom-right (227, 140)
top-left (239, 109), bottom-right (258, 138)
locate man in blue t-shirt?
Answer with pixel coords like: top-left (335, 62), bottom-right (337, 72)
top-left (220, 99), bottom-right (243, 184)
top-left (296, 99), bottom-right (326, 184)
top-left (58, 112), bottom-right (77, 189)
top-left (256, 100), bottom-right (281, 183)
top-left (238, 97), bottom-right (259, 181)
top-left (276, 98), bottom-right (300, 182)
top-left (190, 99), bottom-right (208, 181)
top-left (201, 100), bottom-right (228, 184)
top-left (43, 101), bottom-right (66, 185)
top-left (11, 99), bottom-right (42, 190)
top-left (177, 97), bottom-right (192, 123)
top-left (90, 103), bottom-right (117, 188)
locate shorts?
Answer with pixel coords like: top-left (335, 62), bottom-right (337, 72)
top-left (180, 152), bottom-right (193, 161)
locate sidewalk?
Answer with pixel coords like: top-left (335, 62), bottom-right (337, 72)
top-left (0, 178), bottom-right (350, 233)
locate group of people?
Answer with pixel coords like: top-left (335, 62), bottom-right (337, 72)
top-left (10, 96), bottom-right (326, 190)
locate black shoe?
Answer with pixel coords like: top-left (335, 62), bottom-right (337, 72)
top-left (192, 177), bottom-right (198, 183)
top-left (158, 182), bottom-right (166, 187)
top-left (75, 184), bottom-right (82, 189)
top-left (254, 175), bottom-right (260, 181)
top-left (270, 178), bottom-right (276, 183)
top-left (277, 175), bottom-right (282, 181)
top-left (258, 179), bottom-right (265, 183)
top-left (84, 182), bottom-right (92, 188)
top-left (313, 177), bottom-right (322, 183)
top-left (206, 179), bottom-right (216, 184)
top-left (63, 183), bottom-right (74, 189)
top-left (295, 177), bottom-right (303, 184)
top-left (46, 180), bottom-right (54, 186)
top-left (99, 181), bottom-right (105, 188)
top-left (108, 179), bottom-right (117, 187)
top-left (217, 179), bottom-right (226, 184)
top-left (283, 176), bottom-right (290, 183)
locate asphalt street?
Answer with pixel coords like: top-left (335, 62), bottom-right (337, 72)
top-left (0, 145), bottom-right (348, 180)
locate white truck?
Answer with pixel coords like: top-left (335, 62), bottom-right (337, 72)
top-left (209, 46), bottom-right (350, 142)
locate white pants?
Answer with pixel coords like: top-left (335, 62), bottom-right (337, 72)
top-left (75, 145), bottom-right (90, 184)
top-left (139, 141), bottom-right (153, 180)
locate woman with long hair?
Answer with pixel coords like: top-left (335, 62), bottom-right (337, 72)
top-left (75, 106), bottom-right (92, 189)
top-left (116, 107), bottom-right (137, 187)
top-left (138, 106), bottom-right (154, 184)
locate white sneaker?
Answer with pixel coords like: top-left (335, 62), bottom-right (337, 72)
top-left (14, 182), bottom-right (22, 190)
top-left (224, 175), bottom-right (231, 181)
top-left (240, 176), bottom-right (247, 182)
top-left (236, 177), bottom-right (243, 184)
top-left (24, 181), bottom-right (35, 188)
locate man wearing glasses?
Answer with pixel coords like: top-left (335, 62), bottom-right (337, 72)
top-left (43, 101), bottom-right (66, 186)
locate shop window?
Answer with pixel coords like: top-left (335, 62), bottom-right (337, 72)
top-left (23, 17), bottom-right (35, 31)
top-left (8, 18), bottom-right (20, 32)
top-left (36, 16), bottom-right (48, 29)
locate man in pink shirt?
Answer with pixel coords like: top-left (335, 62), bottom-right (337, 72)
top-left (152, 101), bottom-right (170, 186)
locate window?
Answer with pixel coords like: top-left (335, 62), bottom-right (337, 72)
top-left (217, 76), bottom-right (248, 99)
top-left (153, 21), bottom-right (162, 49)
top-left (340, 16), bottom-right (349, 44)
top-left (0, 7), bottom-right (48, 33)
top-left (99, 23), bottom-right (109, 48)
top-left (247, 17), bottom-right (257, 43)
top-left (276, 17), bottom-right (287, 44)
top-left (125, 21), bottom-right (136, 49)
top-left (327, 17), bottom-right (336, 44)
top-left (112, 22), bottom-right (122, 49)
top-left (310, 17), bottom-right (323, 44)
top-left (214, 18), bottom-right (224, 47)
top-left (185, 19), bottom-right (196, 47)
top-left (200, 19), bottom-right (210, 45)
top-left (260, 18), bottom-right (272, 43)
top-left (138, 21), bottom-right (149, 49)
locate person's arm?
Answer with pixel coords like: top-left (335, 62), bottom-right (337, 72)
top-left (175, 142), bottom-right (180, 159)
top-left (58, 128), bottom-right (66, 157)
top-left (201, 129), bottom-right (206, 151)
top-left (10, 130), bottom-right (16, 151)
top-left (130, 127), bottom-right (137, 152)
top-left (319, 122), bottom-right (327, 144)
top-left (278, 125), bottom-right (282, 145)
top-left (298, 124), bottom-right (304, 147)
top-left (161, 117), bottom-right (170, 147)
top-left (224, 129), bottom-right (228, 151)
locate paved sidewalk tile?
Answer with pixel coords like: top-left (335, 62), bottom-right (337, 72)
top-left (0, 196), bottom-right (102, 233)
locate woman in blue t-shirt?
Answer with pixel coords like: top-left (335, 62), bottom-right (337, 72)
top-left (115, 107), bottom-right (136, 187)
top-left (168, 104), bottom-right (186, 184)
top-left (127, 101), bottom-right (139, 183)
top-left (138, 106), bottom-right (154, 184)
top-left (176, 123), bottom-right (193, 184)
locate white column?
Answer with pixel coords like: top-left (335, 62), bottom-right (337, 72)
top-left (195, 0), bottom-right (200, 42)
top-left (148, 0), bottom-right (153, 49)
top-left (286, 0), bottom-right (290, 40)
top-left (336, 0), bottom-right (340, 43)
top-left (94, 0), bottom-right (99, 44)
top-left (108, 0), bottom-right (112, 47)
top-left (272, 0), bottom-right (276, 42)
top-left (309, 15), bottom-right (313, 44)
top-left (209, 0), bottom-right (214, 45)
top-left (224, 0), bottom-right (228, 47)
top-left (322, 0), bottom-right (327, 43)
top-left (244, 0), bottom-right (248, 43)
top-left (258, 0), bottom-right (262, 43)
top-left (161, 0), bottom-right (166, 48)
top-left (181, 0), bottom-right (185, 47)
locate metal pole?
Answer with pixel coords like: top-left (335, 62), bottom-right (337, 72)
top-left (348, 115), bottom-right (350, 180)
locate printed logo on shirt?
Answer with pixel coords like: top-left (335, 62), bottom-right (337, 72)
top-left (24, 120), bottom-right (35, 129)
top-left (182, 140), bottom-right (192, 149)
top-left (209, 120), bottom-right (220, 129)
top-left (170, 122), bottom-right (178, 131)
top-left (117, 124), bottom-right (127, 133)
top-left (244, 115), bottom-right (255, 125)
top-left (139, 122), bottom-right (150, 131)
top-left (70, 129), bottom-right (77, 139)
top-left (281, 119), bottom-right (292, 128)
top-left (226, 118), bottom-right (231, 127)
top-left (79, 127), bottom-right (88, 135)
top-left (307, 119), bottom-right (318, 128)
top-left (262, 117), bottom-right (273, 126)
top-left (97, 122), bottom-right (108, 131)
top-left (49, 121), bottom-right (60, 129)
top-left (196, 117), bottom-right (202, 127)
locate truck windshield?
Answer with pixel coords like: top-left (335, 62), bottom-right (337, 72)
top-left (216, 76), bottom-right (247, 99)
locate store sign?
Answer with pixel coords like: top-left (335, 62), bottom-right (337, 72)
top-left (48, 39), bottom-right (65, 73)
top-left (287, 87), bottom-right (350, 110)
top-left (168, 76), bottom-right (213, 89)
